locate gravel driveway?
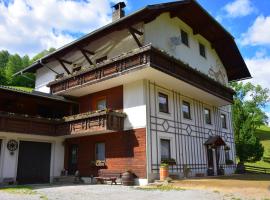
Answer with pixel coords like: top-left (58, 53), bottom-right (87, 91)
top-left (0, 184), bottom-right (230, 200)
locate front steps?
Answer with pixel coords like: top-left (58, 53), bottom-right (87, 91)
top-left (53, 176), bottom-right (83, 184)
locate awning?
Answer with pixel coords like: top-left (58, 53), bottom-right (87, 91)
top-left (204, 136), bottom-right (226, 146)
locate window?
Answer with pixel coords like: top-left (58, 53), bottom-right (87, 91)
top-left (96, 56), bottom-right (107, 64)
top-left (97, 99), bottom-right (106, 110)
top-left (225, 151), bottom-right (230, 161)
top-left (199, 43), bottom-right (206, 58)
top-left (182, 101), bottom-right (191, 119)
top-left (158, 92), bottom-right (169, 113)
top-left (221, 114), bottom-right (227, 129)
top-left (181, 30), bottom-right (189, 46)
top-left (161, 139), bottom-right (171, 160)
top-left (204, 108), bottom-right (211, 124)
top-left (95, 143), bottom-right (105, 161)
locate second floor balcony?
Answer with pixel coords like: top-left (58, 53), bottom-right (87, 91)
top-left (0, 110), bottom-right (126, 137)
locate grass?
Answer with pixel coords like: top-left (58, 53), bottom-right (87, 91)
top-left (246, 125), bottom-right (270, 168)
top-left (9, 86), bottom-right (34, 92)
top-left (0, 186), bottom-right (36, 195)
top-left (0, 185), bottom-right (48, 199)
top-left (138, 185), bottom-right (185, 191)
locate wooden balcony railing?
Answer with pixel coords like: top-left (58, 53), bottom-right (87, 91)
top-left (0, 111), bottom-right (62, 136)
top-left (48, 45), bottom-right (234, 103)
top-left (0, 110), bottom-right (126, 137)
top-left (58, 110), bottom-right (126, 136)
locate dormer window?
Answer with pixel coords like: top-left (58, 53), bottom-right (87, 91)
top-left (96, 56), bottom-right (107, 64)
top-left (181, 30), bottom-right (189, 47)
top-left (199, 43), bottom-right (206, 58)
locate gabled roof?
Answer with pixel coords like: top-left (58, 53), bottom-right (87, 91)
top-left (0, 85), bottom-right (76, 104)
top-left (15, 0), bottom-right (251, 81)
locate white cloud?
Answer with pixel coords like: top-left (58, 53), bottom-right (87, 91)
top-left (244, 54), bottom-right (270, 89)
top-left (0, 0), bottom-right (125, 57)
top-left (240, 15), bottom-right (270, 46)
top-left (223, 0), bottom-right (255, 18)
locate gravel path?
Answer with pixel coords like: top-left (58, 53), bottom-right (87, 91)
top-left (0, 184), bottom-right (227, 200)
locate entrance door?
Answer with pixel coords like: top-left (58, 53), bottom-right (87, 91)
top-left (17, 141), bottom-right (51, 184)
top-left (68, 144), bottom-right (78, 175)
top-left (207, 146), bottom-right (214, 168)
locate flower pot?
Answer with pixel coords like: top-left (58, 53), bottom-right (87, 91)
top-left (160, 166), bottom-right (169, 181)
top-left (122, 171), bottom-right (135, 186)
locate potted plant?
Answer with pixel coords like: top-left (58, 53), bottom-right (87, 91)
top-left (159, 163), bottom-right (169, 181)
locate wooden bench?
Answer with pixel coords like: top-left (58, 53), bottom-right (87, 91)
top-left (94, 170), bottom-right (122, 185)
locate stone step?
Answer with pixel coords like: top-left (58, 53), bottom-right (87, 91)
top-left (53, 176), bottom-right (77, 184)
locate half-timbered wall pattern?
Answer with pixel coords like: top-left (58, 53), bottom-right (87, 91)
top-left (147, 82), bottom-right (236, 177)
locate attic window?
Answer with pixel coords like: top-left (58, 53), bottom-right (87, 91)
top-left (181, 30), bottom-right (189, 47)
top-left (199, 43), bottom-right (206, 58)
top-left (96, 56), bottom-right (107, 64)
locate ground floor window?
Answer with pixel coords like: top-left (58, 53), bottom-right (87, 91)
top-left (95, 142), bottom-right (105, 161)
top-left (160, 139), bottom-right (171, 161)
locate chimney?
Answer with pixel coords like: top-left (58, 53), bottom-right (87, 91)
top-left (112, 2), bottom-right (126, 22)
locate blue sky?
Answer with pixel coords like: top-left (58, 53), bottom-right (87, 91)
top-left (0, 0), bottom-right (270, 117)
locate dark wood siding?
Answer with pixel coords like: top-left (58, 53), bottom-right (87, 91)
top-left (78, 86), bottom-right (123, 113)
top-left (64, 128), bottom-right (146, 178)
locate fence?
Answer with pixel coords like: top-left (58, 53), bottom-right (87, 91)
top-left (244, 165), bottom-right (270, 174)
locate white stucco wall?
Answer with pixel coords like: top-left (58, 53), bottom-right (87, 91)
top-left (146, 81), bottom-right (236, 181)
top-left (123, 80), bottom-right (147, 130)
top-left (144, 13), bottom-right (228, 86)
top-left (0, 132), bottom-right (65, 183)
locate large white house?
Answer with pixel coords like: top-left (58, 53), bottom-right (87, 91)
top-left (0, 0), bottom-right (250, 185)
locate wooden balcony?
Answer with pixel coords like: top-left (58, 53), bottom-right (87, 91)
top-left (48, 45), bottom-right (235, 103)
top-left (58, 110), bottom-right (126, 136)
top-left (0, 111), bottom-right (62, 136)
top-left (0, 110), bottom-right (126, 137)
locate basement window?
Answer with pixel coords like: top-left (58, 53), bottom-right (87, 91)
top-left (181, 30), bottom-right (189, 47)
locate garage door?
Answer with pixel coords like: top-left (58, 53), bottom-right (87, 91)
top-left (17, 141), bottom-right (51, 184)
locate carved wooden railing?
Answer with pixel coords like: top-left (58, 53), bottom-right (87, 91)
top-left (48, 45), bottom-right (234, 103)
top-left (58, 110), bottom-right (126, 136)
top-left (0, 111), bottom-right (62, 136)
top-left (0, 110), bottom-right (126, 136)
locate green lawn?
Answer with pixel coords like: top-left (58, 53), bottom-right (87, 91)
top-left (246, 125), bottom-right (270, 168)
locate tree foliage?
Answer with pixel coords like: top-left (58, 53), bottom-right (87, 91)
top-left (231, 82), bottom-right (269, 163)
top-left (0, 48), bottom-right (55, 88)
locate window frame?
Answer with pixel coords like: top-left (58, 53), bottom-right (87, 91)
top-left (160, 139), bottom-right (171, 161)
top-left (204, 108), bottom-right (211, 125)
top-left (181, 29), bottom-right (189, 47)
top-left (95, 142), bottom-right (106, 161)
top-left (221, 114), bottom-right (227, 129)
top-left (158, 92), bottom-right (169, 114)
top-left (182, 100), bottom-right (191, 120)
top-left (96, 98), bottom-right (107, 110)
top-left (199, 42), bottom-right (206, 58)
